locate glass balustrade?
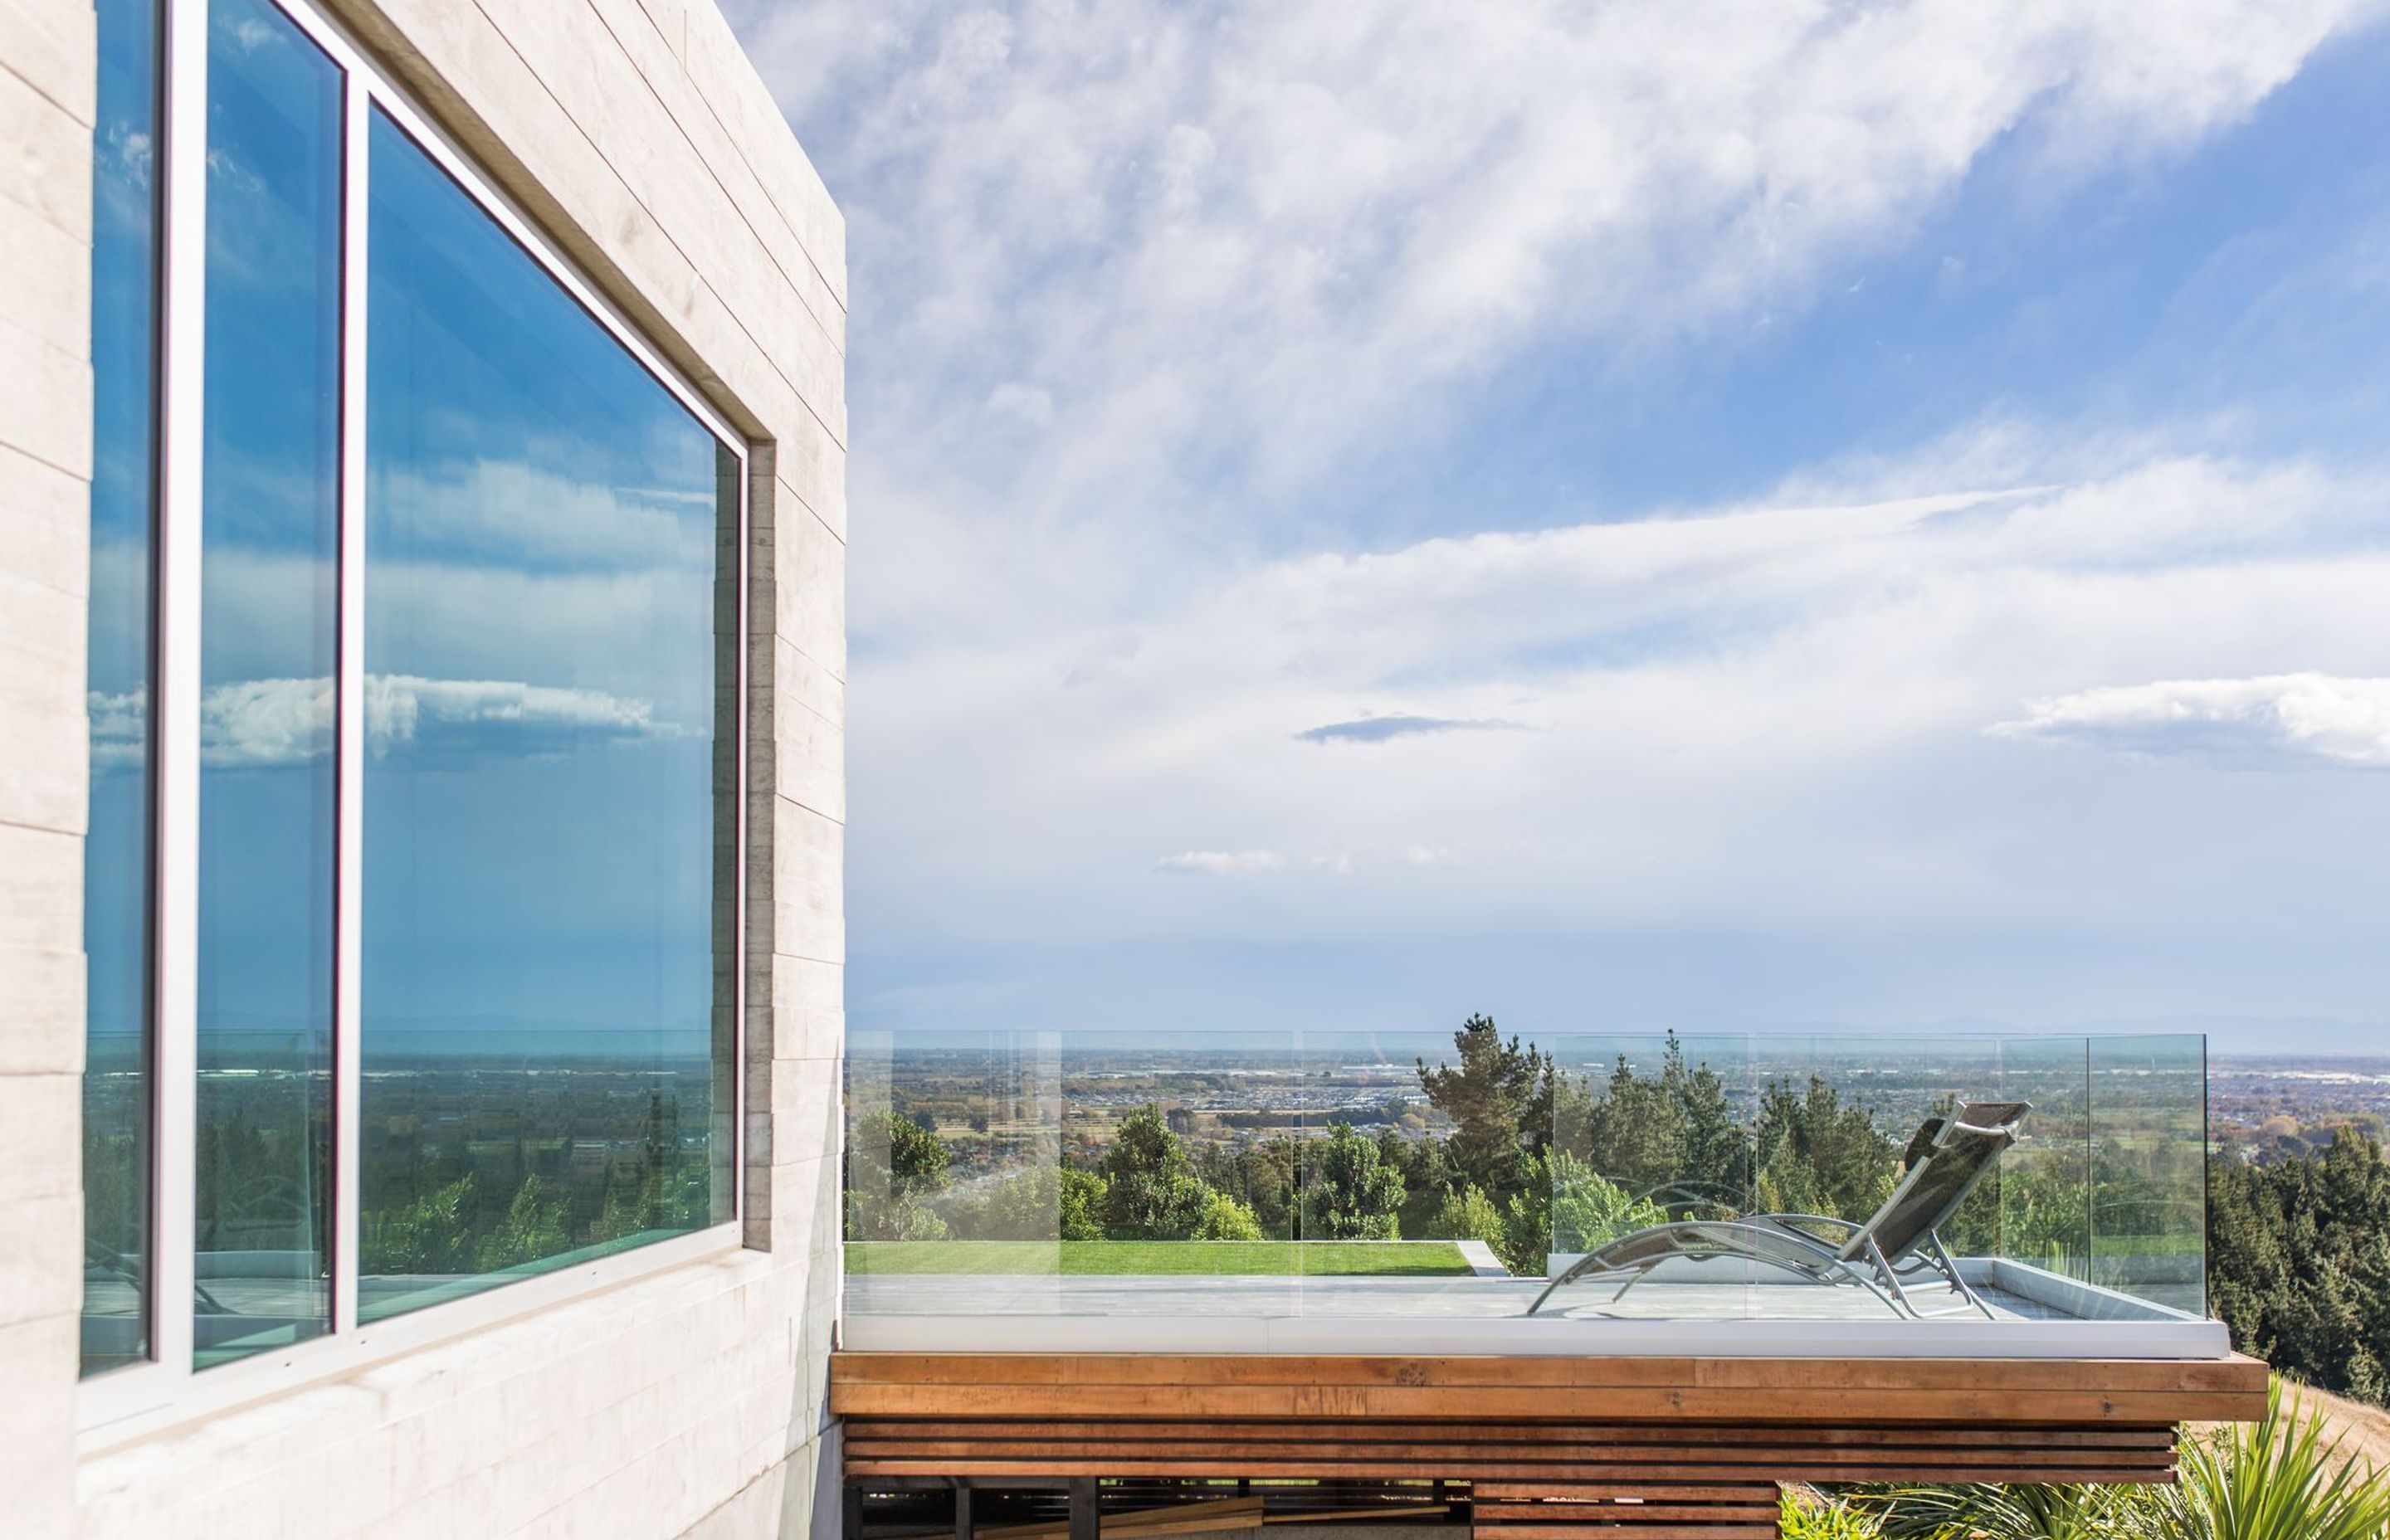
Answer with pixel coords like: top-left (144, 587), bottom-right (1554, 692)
top-left (842, 1026), bottom-right (2214, 1348)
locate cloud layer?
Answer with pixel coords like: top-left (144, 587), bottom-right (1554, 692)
top-left (723, 0), bottom-right (2390, 1026)
top-left (855, 449), bottom-right (2390, 948)
top-left (738, 0), bottom-right (2387, 642)
top-left (1996, 674), bottom-right (2390, 769)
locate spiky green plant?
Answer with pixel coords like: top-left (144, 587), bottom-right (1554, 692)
top-left (1855, 1479), bottom-right (2164, 1538)
top-left (2157, 1378), bottom-right (2390, 1540)
top-left (1778, 1486), bottom-right (1885, 1538)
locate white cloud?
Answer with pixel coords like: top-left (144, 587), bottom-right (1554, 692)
top-left (201, 677), bottom-right (334, 768)
top-left (853, 449), bottom-right (2390, 946)
top-left (1993, 674), bottom-right (2390, 769)
top-left (1155, 850), bottom-right (1287, 877)
top-left (734, 0), bottom-right (2387, 643)
top-left (378, 459), bottom-right (715, 573)
top-left (364, 675), bottom-right (678, 757)
top-left (90, 675), bottom-right (680, 770)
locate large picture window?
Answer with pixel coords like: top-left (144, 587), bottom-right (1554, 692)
top-left (80, 0), bottom-right (745, 1408)
top-left (357, 110), bottom-right (736, 1321)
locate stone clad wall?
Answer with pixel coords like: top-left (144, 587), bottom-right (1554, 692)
top-left (0, 1), bottom-right (98, 1537)
top-left (1, 0), bottom-right (847, 1533)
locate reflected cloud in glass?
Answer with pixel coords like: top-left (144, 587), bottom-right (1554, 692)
top-left (357, 110), bottom-right (735, 1322)
top-left (193, 0), bottom-right (341, 1370)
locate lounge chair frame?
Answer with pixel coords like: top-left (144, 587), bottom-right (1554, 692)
top-left (1526, 1101), bottom-right (2030, 1320)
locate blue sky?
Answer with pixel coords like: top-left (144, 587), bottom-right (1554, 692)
top-left (730, 0), bottom-right (2390, 1051)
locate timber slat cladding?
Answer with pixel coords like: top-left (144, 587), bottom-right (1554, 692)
top-left (835, 1352), bottom-right (2252, 1531)
top-left (842, 1413), bottom-right (2181, 1483)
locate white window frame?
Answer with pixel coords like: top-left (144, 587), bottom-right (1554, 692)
top-left (78, 0), bottom-right (752, 1444)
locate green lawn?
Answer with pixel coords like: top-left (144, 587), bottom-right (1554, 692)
top-left (844, 1240), bottom-right (1475, 1276)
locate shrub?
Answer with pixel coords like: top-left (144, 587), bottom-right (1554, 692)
top-left (1192, 1188), bottom-right (1265, 1241)
top-left (1549, 1154), bottom-right (1669, 1254)
top-left (1778, 1489), bottom-right (1883, 1539)
top-left (1428, 1184), bottom-right (1505, 1250)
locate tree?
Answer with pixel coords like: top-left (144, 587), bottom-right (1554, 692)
top-left (1572, 1035), bottom-right (1747, 1206)
top-left (885, 1113), bottom-right (953, 1192)
top-left (1753, 1075), bottom-right (1898, 1221)
top-left (476, 1173), bottom-right (570, 1270)
top-left (1378, 1126), bottom-right (1461, 1239)
top-left (847, 1109), bottom-right (953, 1242)
top-left (945, 1164), bottom-right (1061, 1241)
top-left (1299, 1123), bottom-right (1405, 1240)
top-left (364, 1173), bottom-right (476, 1276)
top-left (1059, 1167), bottom-right (1107, 1241)
top-left (1101, 1104), bottom-right (1214, 1240)
top-left (1196, 1138), bottom-right (1298, 1237)
top-left (1578, 1054), bottom-right (1685, 1196)
top-left (2208, 1129), bottom-right (2390, 1405)
top-left (1417, 1014), bottom-right (1552, 1199)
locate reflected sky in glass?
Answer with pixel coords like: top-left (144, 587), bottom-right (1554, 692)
top-left (83, 0), bottom-right (161, 1378)
top-left (358, 110), bottom-right (734, 1320)
top-left (194, 0), bottom-right (340, 1369)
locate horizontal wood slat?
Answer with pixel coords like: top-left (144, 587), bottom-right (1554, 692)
top-left (846, 1421), bottom-right (2178, 1449)
top-left (832, 1353), bottom-right (2266, 1396)
top-left (846, 1440), bottom-right (2172, 1469)
top-left (833, 1383), bottom-right (2256, 1425)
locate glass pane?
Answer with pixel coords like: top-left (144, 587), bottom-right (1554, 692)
top-left (193, 0), bottom-right (343, 1369)
top-left (843, 1030), bottom-right (1066, 1320)
top-left (358, 110), bottom-right (736, 1322)
top-left (2090, 1035), bottom-right (2207, 1317)
top-left (83, 0), bottom-right (163, 1378)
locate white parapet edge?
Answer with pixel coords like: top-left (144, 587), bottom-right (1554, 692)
top-left (841, 1310), bottom-right (2231, 1359)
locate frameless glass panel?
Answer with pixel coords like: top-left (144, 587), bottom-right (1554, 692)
top-left (83, 0), bottom-right (163, 1378)
top-left (193, 0), bottom-right (342, 1368)
top-left (1987, 1035), bottom-right (2091, 1287)
top-left (358, 110), bottom-right (735, 1322)
top-left (844, 1030), bottom-right (1065, 1318)
top-left (2089, 1035), bottom-right (2207, 1317)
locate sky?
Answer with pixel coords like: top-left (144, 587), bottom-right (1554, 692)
top-left (727, 0), bottom-right (2390, 1053)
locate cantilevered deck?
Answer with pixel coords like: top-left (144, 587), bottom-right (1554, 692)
top-left (832, 1352), bottom-right (2269, 1540)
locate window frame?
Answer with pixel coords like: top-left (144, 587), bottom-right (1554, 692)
top-left (79, 0), bottom-right (752, 1441)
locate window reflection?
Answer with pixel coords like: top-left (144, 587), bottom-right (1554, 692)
top-left (83, 0), bottom-right (163, 1377)
top-left (194, 0), bottom-right (342, 1368)
top-left (358, 111), bottom-right (735, 1322)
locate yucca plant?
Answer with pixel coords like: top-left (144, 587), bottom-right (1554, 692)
top-left (1778, 1485), bottom-right (1885, 1538)
top-left (1852, 1479), bottom-right (2163, 1538)
top-left (2158, 1378), bottom-right (2390, 1540)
